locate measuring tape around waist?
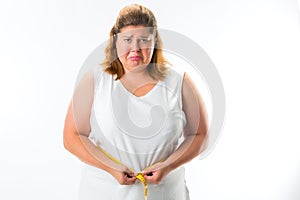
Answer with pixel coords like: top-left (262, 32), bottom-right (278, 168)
top-left (96, 146), bottom-right (149, 200)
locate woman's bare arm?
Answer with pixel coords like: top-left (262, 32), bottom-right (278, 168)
top-left (164, 72), bottom-right (208, 169)
top-left (63, 70), bottom-right (136, 185)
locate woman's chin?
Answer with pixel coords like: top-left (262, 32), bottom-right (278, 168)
top-left (125, 63), bottom-right (148, 71)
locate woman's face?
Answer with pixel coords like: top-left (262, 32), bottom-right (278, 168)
top-left (116, 25), bottom-right (155, 72)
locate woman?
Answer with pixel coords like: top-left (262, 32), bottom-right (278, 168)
top-left (64, 4), bottom-right (208, 200)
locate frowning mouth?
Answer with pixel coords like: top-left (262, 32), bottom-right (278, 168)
top-left (129, 56), bottom-right (142, 61)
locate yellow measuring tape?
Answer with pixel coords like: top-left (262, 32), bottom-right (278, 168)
top-left (97, 146), bottom-right (149, 200)
top-left (136, 173), bottom-right (148, 200)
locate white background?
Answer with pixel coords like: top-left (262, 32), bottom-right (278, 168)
top-left (0, 0), bottom-right (300, 199)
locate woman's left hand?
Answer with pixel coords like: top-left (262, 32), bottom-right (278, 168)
top-left (142, 162), bottom-right (171, 184)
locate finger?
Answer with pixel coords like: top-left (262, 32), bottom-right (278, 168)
top-left (125, 173), bottom-right (136, 180)
top-left (126, 173), bottom-right (133, 178)
top-left (126, 171), bottom-right (137, 178)
top-left (128, 176), bottom-right (137, 181)
top-left (143, 174), bottom-right (155, 181)
top-left (126, 177), bottom-right (137, 185)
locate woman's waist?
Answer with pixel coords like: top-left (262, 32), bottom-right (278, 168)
top-left (82, 162), bottom-right (185, 185)
top-left (92, 141), bottom-right (177, 171)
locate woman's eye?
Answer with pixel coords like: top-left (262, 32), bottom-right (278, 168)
top-left (140, 38), bottom-right (150, 43)
top-left (124, 38), bottom-right (131, 42)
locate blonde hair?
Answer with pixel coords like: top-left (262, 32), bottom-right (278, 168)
top-left (101, 4), bottom-right (170, 80)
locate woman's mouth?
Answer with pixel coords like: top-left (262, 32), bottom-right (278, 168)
top-left (129, 56), bottom-right (142, 61)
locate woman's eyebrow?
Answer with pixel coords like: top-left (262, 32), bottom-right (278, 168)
top-left (139, 35), bottom-right (151, 38)
top-left (122, 35), bottom-right (133, 38)
top-left (121, 34), bottom-right (152, 38)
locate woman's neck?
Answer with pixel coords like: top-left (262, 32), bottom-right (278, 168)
top-left (122, 65), bottom-right (153, 82)
top-left (120, 65), bottom-right (158, 94)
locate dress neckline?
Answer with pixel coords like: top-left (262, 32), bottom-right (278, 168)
top-left (117, 79), bottom-right (161, 99)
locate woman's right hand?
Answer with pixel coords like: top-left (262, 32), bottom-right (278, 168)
top-left (109, 164), bottom-right (137, 185)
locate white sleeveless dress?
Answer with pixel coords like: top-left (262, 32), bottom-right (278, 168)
top-left (78, 67), bottom-right (190, 200)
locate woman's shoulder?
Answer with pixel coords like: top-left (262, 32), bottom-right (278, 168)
top-left (93, 65), bottom-right (115, 82)
top-left (164, 67), bottom-right (185, 83)
top-left (93, 65), bottom-right (106, 77)
top-left (161, 67), bottom-right (186, 95)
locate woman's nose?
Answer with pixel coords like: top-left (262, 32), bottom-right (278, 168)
top-left (130, 40), bottom-right (141, 51)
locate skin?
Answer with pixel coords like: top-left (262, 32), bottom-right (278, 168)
top-left (116, 25), bottom-right (155, 73)
top-left (63, 25), bottom-right (208, 185)
top-left (116, 25), bottom-right (158, 96)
